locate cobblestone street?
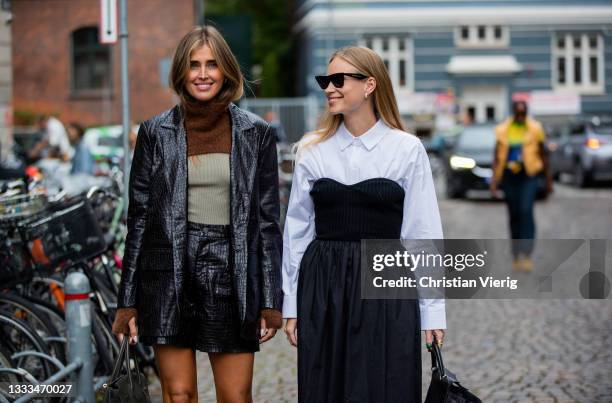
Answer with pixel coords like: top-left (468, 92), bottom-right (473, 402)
top-left (149, 182), bottom-right (612, 402)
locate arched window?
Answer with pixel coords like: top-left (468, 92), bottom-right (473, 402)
top-left (71, 27), bottom-right (111, 92)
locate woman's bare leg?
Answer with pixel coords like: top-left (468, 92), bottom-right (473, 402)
top-left (208, 352), bottom-right (254, 403)
top-left (154, 345), bottom-right (198, 403)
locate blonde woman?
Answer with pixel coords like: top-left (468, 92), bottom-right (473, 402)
top-left (111, 26), bottom-right (283, 402)
top-left (282, 46), bottom-right (446, 402)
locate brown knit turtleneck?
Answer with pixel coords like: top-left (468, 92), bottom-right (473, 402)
top-left (183, 99), bottom-right (231, 157)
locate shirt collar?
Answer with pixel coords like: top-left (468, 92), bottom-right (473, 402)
top-left (336, 119), bottom-right (389, 151)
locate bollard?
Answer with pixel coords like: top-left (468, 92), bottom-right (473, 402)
top-left (65, 271), bottom-right (94, 403)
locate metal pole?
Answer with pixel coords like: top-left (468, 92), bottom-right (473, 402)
top-left (120, 0), bottom-right (130, 218)
top-left (65, 272), bottom-right (94, 403)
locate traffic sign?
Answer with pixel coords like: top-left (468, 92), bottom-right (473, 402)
top-left (100, 0), bottom-right (118, 44)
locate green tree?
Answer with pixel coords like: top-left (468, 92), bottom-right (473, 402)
top-left (205, 0), bottom-right (296, 97)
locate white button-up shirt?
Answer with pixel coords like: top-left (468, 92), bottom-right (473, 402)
top-left (282, 120), bottom-right (447, 330)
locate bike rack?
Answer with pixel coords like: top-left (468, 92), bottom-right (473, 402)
top-left (10, 272), bottom-right (95, 403)
top-left (43, 336), bottom-right (68, 344)
top-left (0, 367), bottom-right (38, 383)
top-left (11, 351), bottom-right (66, 372)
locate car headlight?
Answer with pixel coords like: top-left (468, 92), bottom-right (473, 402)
top-left (450, 155), bottom-right (476, 170)
top-left (585, 138), bottom-right (601, 150)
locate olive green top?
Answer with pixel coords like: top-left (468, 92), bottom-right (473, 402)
top-left (187, 153), bottom-right (230, 225)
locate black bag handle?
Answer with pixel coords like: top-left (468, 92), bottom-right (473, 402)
top-left (108, 337), bottom-right (136, 388)
top-left (108, 337), bottom-right (128, 385)
top-left (124, 337), bottom-right (134, 391)
top-left (429, 335), bottom-right (446, 379)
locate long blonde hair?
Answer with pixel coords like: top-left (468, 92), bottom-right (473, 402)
top-left (169, 26), bottom-right (244, 105)
top-left (299, 46), bottom-right (405, 152)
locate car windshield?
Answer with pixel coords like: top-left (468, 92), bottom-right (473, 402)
top-left (456, 126), bottom-right (497, 150)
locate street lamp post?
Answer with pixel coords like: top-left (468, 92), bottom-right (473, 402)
top-left (119, 0), bottom-right (130, 218)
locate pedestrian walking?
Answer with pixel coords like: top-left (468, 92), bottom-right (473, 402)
top-left (28, 115), bottom-right (73, 162)
top-left (111, 25), bottom-right (283, 403)
top-left (490, 100), bottom-right (553, 271)
top-left (66, 123), bottom-right (94, 175)
top-left (282, 46), bottom-right (446, 403)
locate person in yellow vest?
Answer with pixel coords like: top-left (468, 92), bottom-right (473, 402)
top-left (490, 101), bottom-right (553, 271)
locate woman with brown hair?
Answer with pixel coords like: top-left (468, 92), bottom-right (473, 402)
top-left (282, 46), bottom-right (447, 402)
top-left (111, 26), bottom-right (283, 402)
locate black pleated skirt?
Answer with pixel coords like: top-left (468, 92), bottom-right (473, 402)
top-left (297, 239), bottom-right (421, 403)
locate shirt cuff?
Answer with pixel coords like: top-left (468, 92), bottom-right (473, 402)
top-left (282, 295), bottom-right (297, 318)
top-left (420, 303), bottom-right (447, 330)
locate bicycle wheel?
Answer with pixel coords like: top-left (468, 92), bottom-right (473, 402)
top-left (0, 311), bottom-right (53, 382)
top-left (0, 341), bottom-right (18, 382)
top-left (0, 293), bottom-right (66, 364)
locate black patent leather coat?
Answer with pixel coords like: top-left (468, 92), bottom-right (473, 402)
top-left (117, 103), bottom-right (283, 341)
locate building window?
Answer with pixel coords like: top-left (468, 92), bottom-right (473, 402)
top-left (486, 106), bottom-right (496, 122)
top-left (553, 33), bottom-right (604, 93)
top-left (557, 57), bottom-right (566, 84)
top-left (477, 26), bottom-right (486, 40)
top-left (71, 27), bottom-right (111, 92)
top-left (557, 37), bottom-right (565, 49)
top-left (399, 60), bottom-right (406, 87)
top-left (455, 25), bottom-right (508, 48)
top-left (494, 26), bottom-right (502, 40)
top-left (360, 35), bottom-right (413, 91)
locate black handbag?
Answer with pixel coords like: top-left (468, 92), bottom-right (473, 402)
top-left (102, 337), bottom-right (151, 403)
top-left (425, 341), bottom-right (481, 403)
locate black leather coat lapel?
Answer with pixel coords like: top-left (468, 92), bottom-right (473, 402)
top-left (229, 103), bottom-right (257, 323)
top-left (161, 106), bottom-right (187, 314)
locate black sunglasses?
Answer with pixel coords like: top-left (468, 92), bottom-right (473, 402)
top-left (315, 72), bottom-right (368, 89)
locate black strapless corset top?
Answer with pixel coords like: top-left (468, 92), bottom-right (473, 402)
top-left (310, 177), bottom-right (405, 241)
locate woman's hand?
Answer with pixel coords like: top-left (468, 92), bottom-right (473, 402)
top-left (424, 329), bottom-right (445, 350)
top-left (489, 179), bottom-right (499, 199)
top-left (545, 178), bottom-right (554, 197)
top-left (259, 309), bottom-right (281, 343)
top-left (111, 308), bottom-right (138, 345)
top-left (284, 318), bottom-right (298, 347)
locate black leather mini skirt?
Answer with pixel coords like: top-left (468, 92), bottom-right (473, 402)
top-left (183, 221), bottom-right (259, 353)
top-left (140, 222), bottom-right (259, 352)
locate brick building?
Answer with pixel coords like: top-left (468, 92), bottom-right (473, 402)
top-left (11, 0), bottom-right (201, 126)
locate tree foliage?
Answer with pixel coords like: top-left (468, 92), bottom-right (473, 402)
top-left (205, 0), bottom-right (296, 97)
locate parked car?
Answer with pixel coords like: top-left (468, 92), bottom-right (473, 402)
top-left (445, 124), bottom-right (496, 198)
top-left (547, 117), bottom-right (612, 187)
top-left (444, 124), bottom-right (546, 199)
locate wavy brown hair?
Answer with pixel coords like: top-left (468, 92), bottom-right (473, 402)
top-left (169, 25), bottom-right (244, 105)
top-left (298, 46), bottom-right (406, 153)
